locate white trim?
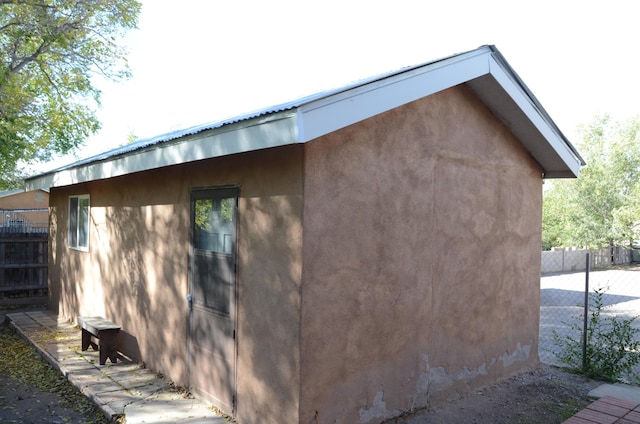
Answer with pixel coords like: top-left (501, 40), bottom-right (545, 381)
top-left (487, 57), bottom-right (582, 177)
top-left (297, 53), bottom-right (490, 142)
top-left (27, 112), bottom-right (298, 190)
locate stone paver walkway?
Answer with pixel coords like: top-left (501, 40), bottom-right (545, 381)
top-left (6, 310), bottom-right (226, 423)
top-left (564, 396), bottom-right (640, 424)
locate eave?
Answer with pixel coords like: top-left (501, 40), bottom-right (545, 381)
top-left (25, 45), bottom-right (583, 191)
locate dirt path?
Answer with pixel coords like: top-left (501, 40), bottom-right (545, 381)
top-left (387, 365), bottom-right (602, 424)
top-left (0, 306), bottom-right (110, 424)
top-left (0, 374), bottom-right (106, 424)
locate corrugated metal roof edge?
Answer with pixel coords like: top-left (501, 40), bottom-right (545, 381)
top-left (26, 47), bottom-right (482, 180)
top-left (486, 45), bottom-right (585, 166)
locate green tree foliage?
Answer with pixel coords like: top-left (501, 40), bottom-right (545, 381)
top-left (0, 165), bottom-right (27, 190)
top-left (0, 0), bottom-right (141, 189)
top-left (542, 115), bottom-right (640, 249)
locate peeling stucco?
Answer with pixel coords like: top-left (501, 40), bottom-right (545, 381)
top-left (412, 343), bottom-right (532, 411)
top-left (359, 391), bottom-right (399, 424)
top-left (358, 342), bottom-right (533, 423)
top-left (415, 354), bottom-right (488, 406)
top-left (498, 342), bottom-right (532, 367)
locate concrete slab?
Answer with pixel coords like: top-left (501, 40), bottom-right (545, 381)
top-left (68, 371), bottom-right (112, 390)
top-left (93, 390), bottom-right (140, 414)
top-left (81, 380), bottom-right (123, 394)
top-left (589, 383), bottom-right (640, 404)
top-left (127, 382), bottom-right (166, 399)
top-left (125, 393), bottom-right (227, 424)
top-left (58, 360), bottom-right (97, 373)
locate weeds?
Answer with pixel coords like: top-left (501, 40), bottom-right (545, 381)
top-left (553, 287), bottom-right (640, 382)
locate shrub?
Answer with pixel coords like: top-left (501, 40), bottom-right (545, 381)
top-left (553, 287), bottom-right (640, 382)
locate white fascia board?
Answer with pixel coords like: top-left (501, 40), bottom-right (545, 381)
top-left (487, 56), bottom-right (582, 177)
top-left (296, 52), bottom-right (492, 142)
top-left (25, 111), bottom-right (298, 191)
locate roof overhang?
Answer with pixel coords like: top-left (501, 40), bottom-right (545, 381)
top-left (469, 48), bottom-right (584, 178)
top-left (25, 45), bottom-right (583, 191)
top-left (26, 111), bottom-right (300, 190)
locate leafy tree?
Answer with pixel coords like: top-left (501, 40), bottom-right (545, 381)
top-left (542, 181), bottom-right (575, 250)
top-left (0, 166), bottom-right (27, 190)
top-left (0, 0), bottom-right (141, 189)
top-left (542, 115), bottom-right (640, 249)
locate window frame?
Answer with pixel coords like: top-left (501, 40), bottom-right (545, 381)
top-left (68, 194), bottom-right (90, 251)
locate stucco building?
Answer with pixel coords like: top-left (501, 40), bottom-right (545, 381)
top-left (25, 45), bottom-right (583, 423)
top-left (0, 189), bottom-right (49, 229)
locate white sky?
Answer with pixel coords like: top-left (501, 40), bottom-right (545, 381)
top-left (39, 0), bottom-right (640, 169)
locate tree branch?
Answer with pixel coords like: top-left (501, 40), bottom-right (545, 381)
top-left (8, 40), bottom-right (52, 74)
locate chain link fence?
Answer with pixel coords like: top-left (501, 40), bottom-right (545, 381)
top-left (540, 246), bottom-right (640, 380)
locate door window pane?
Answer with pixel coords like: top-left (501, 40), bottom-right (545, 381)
top-left (194, 198), bottom-right (234, 254)
top-left (191, 189), bottom-right (238, 316)
top-left (193, 253), bottom-right (233, 315)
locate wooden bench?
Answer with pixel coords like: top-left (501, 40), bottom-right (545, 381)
top-left (77, 316), bottom-right (120, 365)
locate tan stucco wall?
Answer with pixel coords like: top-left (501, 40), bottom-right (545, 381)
top-left (299, 85), bottom-right (543, 423)
top-left (0, 190), bottom-right (49, 226)
top-left (48, 145), bottom-right (304, 423)
top-left (48, 83), bottom-right (546, 423)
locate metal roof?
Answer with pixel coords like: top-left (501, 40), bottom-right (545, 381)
top-left (41, 50), bottom-right (469, 173)
top-left (25, 45), bottom-right (584, 190)
top-left (0, 188), bottom-right (49, 198)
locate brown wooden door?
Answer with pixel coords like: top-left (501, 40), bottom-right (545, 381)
top-left (188, 187), bottom-right (238, 414)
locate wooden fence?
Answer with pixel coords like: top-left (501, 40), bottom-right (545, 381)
top-left (0, 211), bottom-right (49, 305)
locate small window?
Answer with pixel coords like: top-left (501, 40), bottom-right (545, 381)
top-left (69, 195), bottom-right (90, 251)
